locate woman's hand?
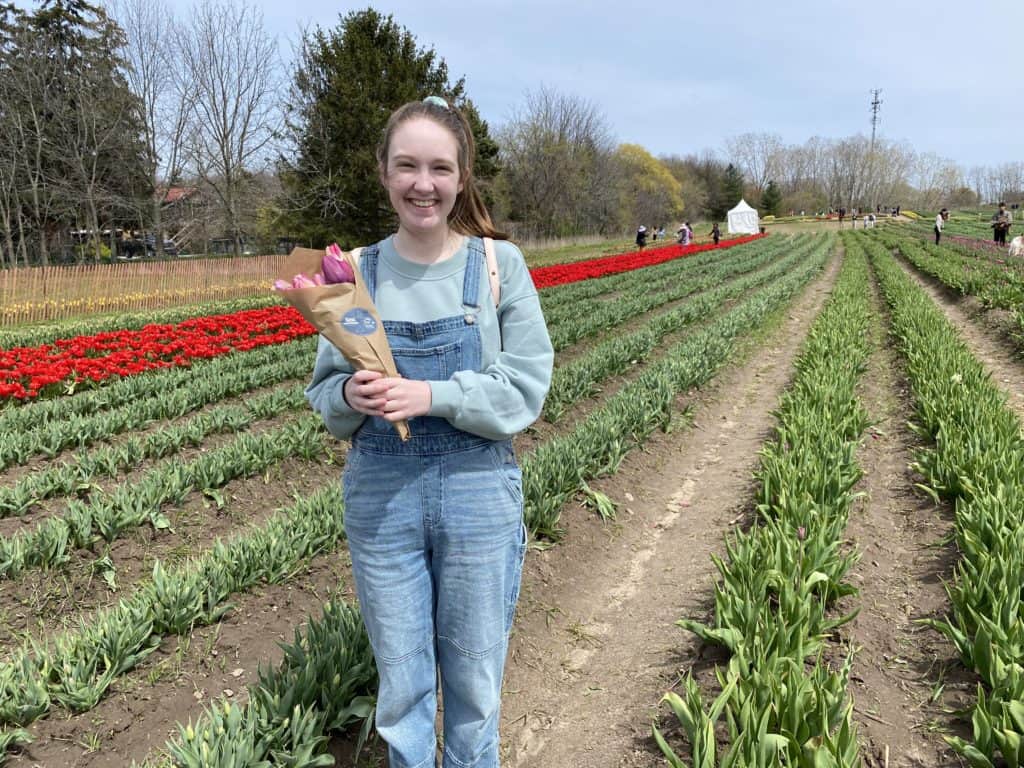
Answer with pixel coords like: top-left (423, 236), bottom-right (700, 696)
top-left (343, 369), bottom-right (389, 416)
top-left (343, 371), bottom-right (432, 421)
top-left (378, 377), bottom-right (432, 421)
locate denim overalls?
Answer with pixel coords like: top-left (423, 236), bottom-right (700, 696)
top-left (342, 238), bottom-right (527, 768)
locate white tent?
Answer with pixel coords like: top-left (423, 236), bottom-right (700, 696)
top-left (727, 199), bottom-right (760, 234)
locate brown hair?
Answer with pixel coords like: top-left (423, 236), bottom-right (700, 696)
top-left (377, 97), bottom-right (506, 240)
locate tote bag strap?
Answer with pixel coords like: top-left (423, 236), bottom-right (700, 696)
top-left (483, 237), bottom-right (500, 308)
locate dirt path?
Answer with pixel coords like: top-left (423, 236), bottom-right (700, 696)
top-left (894, 255), bottom-right (1024, 419)
top-left (842, 273), bottom-right (966, 768)
top-left (500, 250), bottom-right (842, 767)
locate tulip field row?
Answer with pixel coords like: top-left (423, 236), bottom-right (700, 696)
top-left (0, 232), bottom-right (818, 765)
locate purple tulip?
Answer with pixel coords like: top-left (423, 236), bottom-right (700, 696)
top-left (322, 243), bottom-right (356, 284)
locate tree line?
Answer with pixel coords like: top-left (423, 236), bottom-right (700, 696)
top-left (0, 0), bottom-right (1019, 268)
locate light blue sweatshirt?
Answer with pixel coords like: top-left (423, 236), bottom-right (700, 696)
top-left (305, 236), bottom-right (554, 442)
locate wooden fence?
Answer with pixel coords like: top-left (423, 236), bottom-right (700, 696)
top-left (0, 255), bottom-right (291, 327)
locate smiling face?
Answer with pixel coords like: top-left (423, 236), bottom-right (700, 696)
top-left (381, 117), bottom-right (464, 237)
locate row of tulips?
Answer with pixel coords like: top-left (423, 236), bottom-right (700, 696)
top-left (0, 305), bottom-right (313, 401)
top-left (860, 231), bottom-right (1024, 767)
top-left (548, 236), bottom-right (792, 352)
top-left (0, 414), bottom-right (326, 580)
top-left (544, 235), bottom-right (821, 422)
top-left (157, 600), bottom-right (376, 768)
top-left (524, 236), bottom-right (831, 540)
top-left (876, 230), bottom-right (1024, 311)
top-left (0, 340), bottom-right (313, 469)
top-left (540, 236), bottom-right (791, 330)
top-left (655, 236), bottom-right (870, 766)
top-left (0, 295), bottom-right (279, 351)
top-left (0, 383), bottom-right (307, 518)
top-left (0, 335), bottom-right (312, 438)
top-left (528, 234), bottom-right (764, 288)
top-left (0, 484), bottom-right (350, 760)
top-left (0, 236), bottom-right (765, 403)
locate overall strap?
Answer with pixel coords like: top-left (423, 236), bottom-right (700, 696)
top-left (355, 245), bottom-right (377, 300)
top-left (462, 237), bottom-right (485, 309)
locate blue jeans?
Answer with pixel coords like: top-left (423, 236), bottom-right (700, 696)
top-left (343, 440), bottom-right (527, 768)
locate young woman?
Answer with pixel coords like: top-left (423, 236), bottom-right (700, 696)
top-left (305, 96), bottom-right (553, 768)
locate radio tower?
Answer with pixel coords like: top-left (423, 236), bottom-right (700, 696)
top-left (868, 89), bottom-right (883, 215)
top-left (869, 89), bottom-right (883, 151)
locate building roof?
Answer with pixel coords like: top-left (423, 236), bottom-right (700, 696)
top-left (162, 186), bottom-right (199, 204)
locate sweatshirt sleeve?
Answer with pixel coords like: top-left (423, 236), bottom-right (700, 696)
top-left (304, 333), bottom-right (366, 440)
top-left (428, 242), bottom-right (553, 440)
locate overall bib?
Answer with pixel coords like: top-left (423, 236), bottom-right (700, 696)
top-left (342, 238), bottom-right (527, 768)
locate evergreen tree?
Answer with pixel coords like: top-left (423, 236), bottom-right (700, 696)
top-left (0, 0), bottom-right (146, 263)
top-left (720, 163), bottom-right (745, 214)
top-left (760, 179), bottom-right (782, 216)
top-left (278, 8), bottom-right (498, 247)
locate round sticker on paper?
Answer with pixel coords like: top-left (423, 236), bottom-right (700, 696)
top-left (341, 308), bottom-right (377, 336)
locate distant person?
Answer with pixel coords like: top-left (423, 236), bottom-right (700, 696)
top-left (635, 225), bottom-right (647, 250)
top-left (657, 225), bottom-right (666, 240)
top-left (992, 202), bottom-right (1012, 245)
top-left (709, 222), bottom-right (721, 245)
top-left (934, 208), bottom-right (948, 244)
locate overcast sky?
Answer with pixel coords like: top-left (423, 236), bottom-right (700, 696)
top-left (142, 0), bottom-right (1024, 168)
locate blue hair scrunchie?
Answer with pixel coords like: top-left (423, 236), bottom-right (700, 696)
top-left (423, 95), bottom-right (449, 109)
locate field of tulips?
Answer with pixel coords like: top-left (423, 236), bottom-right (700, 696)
top-left (0, 232), bottom-right (820, 765)
top-left (3, 221), bottom-right (1023, 767)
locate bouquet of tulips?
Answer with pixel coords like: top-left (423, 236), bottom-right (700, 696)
top-left (273, 244), bottom-right (409, 440)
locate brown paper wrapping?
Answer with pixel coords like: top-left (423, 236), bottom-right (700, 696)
top-left (276, 246), bottom-right (410, 440)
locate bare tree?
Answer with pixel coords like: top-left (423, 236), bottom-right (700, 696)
top-left (498, 85), bottom-right (618, 238)
top-left (179, 0), bottom-right (279, 256)
top-left (111, 0), bottom-right (193, 257)
top-left (724, 132), bottom-right (783, 196)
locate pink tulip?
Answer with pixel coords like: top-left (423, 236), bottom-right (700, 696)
top-left (272, 279), bottom-right (292, 292)
top-left (291, 273), bottom-right (317, 289)
top-left (322, 243), bottom-right (356, 284)
top-left (312, 272), bottom-right (325, 286)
